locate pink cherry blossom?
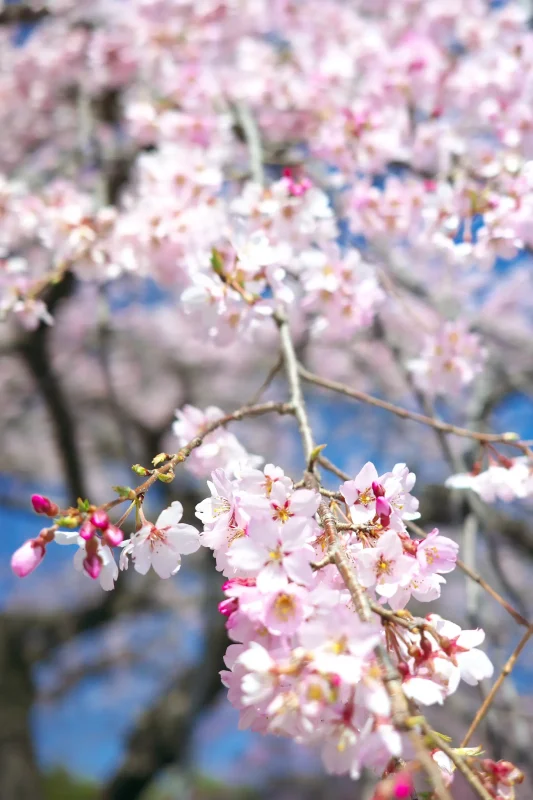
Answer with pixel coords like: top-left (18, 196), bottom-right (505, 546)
top-left (264, 585), bottom-right (308, 636)
top-left (120, 501), bottom-right (200, 579)
top-left (356, 531), bottom-right (415, 599)
top-left (417, 529), bottom-right (459, 575)
top-left (228, 516), bottom-right (316, 591)
top-left (55, 531), bottom-right (118, 591)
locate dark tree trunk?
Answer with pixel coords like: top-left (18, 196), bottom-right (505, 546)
top-left (0, 619), bottom-right (43, 800)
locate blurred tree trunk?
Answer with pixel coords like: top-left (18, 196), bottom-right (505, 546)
top-left (0, 619), bottom-right (43, 800)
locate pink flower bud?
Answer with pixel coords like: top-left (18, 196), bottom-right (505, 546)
top-left (11, 539), bottom-right (45, 577)
top-left (392, 772), bottom-right (414, 799)
top-left (371, 481), bottom-right (385, 498)
top-left (376, 496), bottom-right (392, 519)
top-left (79, 521), bottom-right (95, 541)
top-left (83, 553), bottom-right (102, 580)
top-left (31, 494), bottom-right (59, 516)
top-left (104, 525), bottom-right (123, 547)
top-left (221, 577), bottom-right (255, 591)
top-left (218, 597), bottom-right (238, 617)
top-left (90, 509), bottom-right (109, 529)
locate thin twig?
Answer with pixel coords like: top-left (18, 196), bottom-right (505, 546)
top-left (299, 365), bottom-right (530, 456)
top-left (100, 401), bottom-right (294, 513)
top-left (246, 355), bottom-right (282, 405)
top-left (311, 491), bottom-right (453, 800)
top-left (420, 722), bottom-right (493, 800)
top-left (234, 102), bottom-right (265, 186)
top-left (275, 311), bottom-right (315, 461)
top-left (461, 625), bottom-right (533, 747)
top-left (407, 520), bottom-right (530, 628)
top-left (318, 454), bottom-right (351, 481)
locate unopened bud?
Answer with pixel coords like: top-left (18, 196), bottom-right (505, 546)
top-left (372, 481), bottom-right (385, 498)
top-left (392, 772), bottom-right (414, 799)
top-left (132, 464), bottom-right (150, 476)
top-left (152, 452), bottom-right (169, 467)
top-left (158, 470), bottom-right (175, 483)
top-left (11, 539), bottom-right (45, 577)
top-left (55, 515), bottom-right (79, 528)
top-left (90, 509), bottom-right (109, 529)
top-left (104, 525), bottom-right (124, 547)
top-left (397, 661), bottom-right (410, 678)
top-left (83, 553), bottom-right (102, 580)
top-left (31, 494), bottom-right (59, 516)
top-left (218, 597), bottom-right (238, 617)
top-left (79, 521), bottom-right (95, 541)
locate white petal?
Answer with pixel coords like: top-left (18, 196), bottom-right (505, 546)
top-left (238, 642), bottom-right (274, 672)
top-left (289, 489), bottom-right (319, 517)
top-left (283, 550), bottom-right (314, 585)
top-left (55, 531), bottom-right (81, 545)
top-left (228, 537), bottom-right (266, 573)
top-left (151, 545), bottom-right (180, 579)
top-left (404, 677), bottom-right (444, 706)
top-left (132, 541), bottom-right (152, 575)
top-left (166, 523), bottom-right (201, 554)
top-left (156, 501), bottom-right (184, 528)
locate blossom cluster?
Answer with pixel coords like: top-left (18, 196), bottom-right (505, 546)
top-left (5, 0), bottom-right (533, 398)
top-left (4, 0), bottom-right (533, 795)
top-left (194, 460), bottom-right (493, 785)
top-left (446, 456), bottom-right (533, 504)
top-left (10, 436), bottom-right (513, 793)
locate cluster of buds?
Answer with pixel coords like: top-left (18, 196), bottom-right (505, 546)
top-left (79, 510), bottom-right (124, 548)
top-left (11, 495), bottom-right (125, 588)
top-left (479, 759), bottom-right (524, 799)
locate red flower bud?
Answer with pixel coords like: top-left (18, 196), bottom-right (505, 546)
top-left (90, 509), bottom-right (109, 529)
top-left (218, 597), bottom-right (238, 617)
top-left (31, 494), bottom-right (59, 516)
top-left (104, 525), bottom-right (124, 547)
top-left (392, 772), bottom-right (414, 799)
top-left (83, 553), bottom-right (102, 580)
top-left (397, 661), bottom-right (410, 678)
top-left (79, 521), bottom-right (95, 541)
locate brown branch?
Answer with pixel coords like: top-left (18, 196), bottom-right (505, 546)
top-left (317, 454), bottom-right (350, 481)
top-left (18, 274), bottom-right (87, 503)
top-left (298, 364), bottom-right (531, 456)
top-left (407, 520), bottom-right (530, 629)
top-left (419, 721), bottom-right (493, 800)
top-left (0, 4), bottom-right (49, 25)
top-left (311, 491), bottom-right (453, 800)
top-left (39, 650), bottom-right (141, 703)
top-left (246, 355), bottom-right (282, 405)
top-left (100, 400), bottom-right (295, 514)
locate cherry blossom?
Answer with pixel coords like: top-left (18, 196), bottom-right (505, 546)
top-left (356, 530), bottom-right (415, 599)
top-left (55, 531), bottom-right (119, 591)
top-left (5, 0), bottom-right (530, 793)
top-left (120, 501), bottom-right (200, 579)
top-left (446, 459), bottom-right (533, 503)
top-left (408, 322), bottom-right (487, 398)
top-left (228, 516), bottom-right (316, 591)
